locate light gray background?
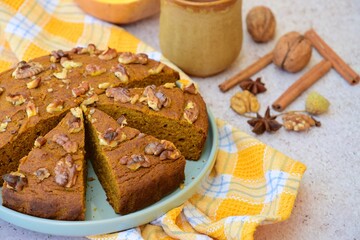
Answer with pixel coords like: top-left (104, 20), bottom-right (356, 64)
top-left (1, 0), bottom-right (359, 239)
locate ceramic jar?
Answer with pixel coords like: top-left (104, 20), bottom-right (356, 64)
top-left (159, 0), bottom-right (243, 77)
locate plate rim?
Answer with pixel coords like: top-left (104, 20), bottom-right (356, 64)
top-left (0, 108), bottom-right (218, 236)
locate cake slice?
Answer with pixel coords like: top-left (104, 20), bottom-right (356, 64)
top-left (84, 108), bottom-right (185, 214)
top-left (2, 108), bottom-right (86, 220)
top-left (96, 83), bottom-right (208, 160)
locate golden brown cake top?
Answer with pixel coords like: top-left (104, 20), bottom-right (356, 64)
top-left (0, 44), bottom-right (179, 147)
top-left (98, 82), bottom-right (208, 134)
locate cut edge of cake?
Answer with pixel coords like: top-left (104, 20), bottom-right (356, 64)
top-left (84, 108), bottom-right (186, 215)
top-left (1, 107), bottom-right (87, 220)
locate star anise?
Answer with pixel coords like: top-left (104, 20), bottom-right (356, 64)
top-left (239, 77), bottom-right (267, 95)
top-left (247, 107), bottom-right (282, 134)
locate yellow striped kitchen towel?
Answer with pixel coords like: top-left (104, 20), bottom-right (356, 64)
top-left (0, 1), bottom-right (306, 239)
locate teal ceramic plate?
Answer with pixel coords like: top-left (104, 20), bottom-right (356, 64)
top-left (0, 109), bottom-right (218, 237)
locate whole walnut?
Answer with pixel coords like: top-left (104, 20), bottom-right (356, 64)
top-left (246, 6), bottom-right (276, 43)
top-left (273, 31), bottom-right (312, 73)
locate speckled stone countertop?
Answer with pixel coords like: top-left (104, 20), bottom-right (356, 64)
top-left (1, 0), bottom-right (359, 239)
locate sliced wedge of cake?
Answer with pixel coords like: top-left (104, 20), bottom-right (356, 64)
top-left (84, 108), bottom-right (185, 214)
top-left (2, 108), bottom-right (86, 220)
top-left (96, 83), bottom-right (208, 160)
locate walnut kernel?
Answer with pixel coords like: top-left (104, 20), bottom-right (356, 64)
top-left (106, 87), bottom-right (131, 103)
top-left (163, 83), bottom-right (176, 89)
top-left (81, 93), bottom-right (99, 106)
top-left (282, 113), bottom-right (316, 131)
top-left (0, 117), bottom-right (10, 133)
top-left (26, 77), bottom-right (41, 89)
top-left (54, 154), bottom-right (79, 188)
top-left (111, 64), bottom-right (129, 83)
top-left (6, 93), bottom-right (26, 106)
top-left (98, 47), bottom-right (117, 60)
top-left (2, 172), bottom-right (28, 191)
top-left (98, 82), bottom-right (112, 89)
top-left (0, 122), bottom-right (8, 133)
top-left (117, 115), bottom-right (127, 127)
top-left (148, 63), bottom-right (165, 75)
top-left (72, 81), bottom-right (90, 97)
top-left (230, 90), bottom-right (260, 115)
top-left (53, 68), bottom-right (68, 79)
top-left (33, 168), bottom-right (50, 182)
top-left (118, 52), bottom-right (148, 65)
top-left (181, 82), bottom-right (198, 94)
top-left (46, 100), bottom-right (64, 113)
top-left (12, 61), bottom-right (44, 79)
top-left (70, 107), bottom-right (83, 119)
top-left (61, 60), bottom-right (83, 69)
top-left (34, 136), bottom-right (47, 148)
top-left (50, 50), bottom-right (69, 63)
top-left (140, 85), bottom-right (170, 111)
top-left (145, 140), bottom-right (181, 160)
top-left (85, 64), bottom-right (106, 76)
top-left (26, 101), bottom-right (38, 118)
top-left (53, 134), bottom-right (78, 153)
top-left (119, 154), bottom-right (151, 171)
top-left (183, 100), bottom-right (199, 124)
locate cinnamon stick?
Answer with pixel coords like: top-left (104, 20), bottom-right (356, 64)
top-left (272, 60), bottom-right (332, 112)
top-left (305, 29), bottom-right (359, 85)
top-left (219, 51), bottom-right (273, 92)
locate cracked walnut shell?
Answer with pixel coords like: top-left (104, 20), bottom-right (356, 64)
top-left (273, 31), bottom-right (312, 73)
top-left (230, 90), bottom-right (260, 115)
top-left (246, 6), bottom-right (276, 43)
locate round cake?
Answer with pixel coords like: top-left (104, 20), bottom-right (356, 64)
top-left (0, 44), bottom-right (208, 219)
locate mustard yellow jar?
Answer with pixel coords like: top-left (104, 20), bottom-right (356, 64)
top-left (159, 0), bottom-right (242, 77)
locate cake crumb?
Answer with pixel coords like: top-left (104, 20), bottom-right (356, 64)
top-left (87, 177), bottom-right (95, 182)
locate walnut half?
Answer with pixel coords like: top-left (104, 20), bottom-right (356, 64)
top-left (183, 100), bottom-right (199, 124)
top-left (230, 90), bottom-right (260, 115)
top-left (106, 87), bottom-right (131, 103)
top-left (46, 100), bottom-right (64, 113)
top-left (52, 133), bottom-right (78, 153)
top-left (54, 154), bottom-right (80, 188)
top-left (12, 61), bottom-right (44, 79)
top-left (98, 47), bottom-right (117, 60)
top-left (282, 113), bottom-right (317, 132)
top-left (110, 64), bottom-right (129, 84)
top-left (118, 52), bottom-right (148, 65)
top-left (139, 85), bottom-right (170, 111)
top-left (144, 140), bottom-right (181, 160)
top-left (119, 154), bottom-right (151, 171)
top-left (2, 172), bottom-right (28, 191)
top-left (6, 93), bottom-right (26, 106)
top-left (33, 168), bottom-right (50, 182)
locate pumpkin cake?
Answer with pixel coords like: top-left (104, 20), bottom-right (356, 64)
top-left (96, 83), bottom-right (208, 160)
top-left (0, 44), bottom-right (180, 184)
top-left (84, 108), bottom-right (186, 214)
top-left (2, 108), bottom-right (86, 220)
top-left (0, 44), bottom-right (209, 219)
